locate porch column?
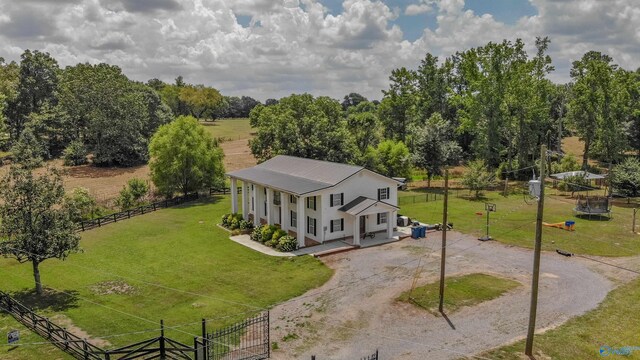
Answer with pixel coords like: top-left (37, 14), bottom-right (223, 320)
top-left (252, 184), bottom-right (259, 227)
top-left (282, 195), bottom-right (289, 231)
top-left (387, 210), bottom-right (395, 239)
top-left (266, 188), bottom-right (273, 225)
top-left (241, 182), bottom-right (248, 219)
top-left (231, 178), bottom-right (238, 214)
top-left (353, 216), bottom-right (360, 247)
top-left (297, 196), bottom-right (306, 248)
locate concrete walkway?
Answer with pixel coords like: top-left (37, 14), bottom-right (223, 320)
top-left (230, 232), bottom-right (407, 257)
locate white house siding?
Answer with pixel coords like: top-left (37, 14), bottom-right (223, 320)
top-left (318, 170), bottom-right (398, 242)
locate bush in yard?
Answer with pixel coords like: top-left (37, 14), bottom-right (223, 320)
top-left (116, 187), bottom-right (135, 210)
top-left (265, 239), bottom-right (276, 248)
top-left (261, 225), bottom-right (276, 244)
top-left (221, 214), bottom-right (230, 227)
top-left (250, 226), bottom-right (263, 243)
top-left (229, 218), bottom-right (240, 230)
top-left (461, 159), bottom-right (495, 198)
top-left (272, 229), bottom-right (287, 242)
top-left (276, 235), bottom-right (298, 252)
top-left (610, 157), bottom-right (640, 197)
top-left (63, 139), bottom-right (88, 166)
top-left (65, 187), bottom-right (99, 222)
top-left (239, 219), bottom-right (253, 231)
top-left (127, 178), bottom-right (149, 202)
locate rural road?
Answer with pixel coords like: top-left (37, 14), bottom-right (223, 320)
top-left (270, 231), bottom-right (621, 360)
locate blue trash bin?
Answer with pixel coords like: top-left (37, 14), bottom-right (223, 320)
top-left (411, 227), bottom-right (420, 239)
top-left (419, 226), bottom-right (427, 238)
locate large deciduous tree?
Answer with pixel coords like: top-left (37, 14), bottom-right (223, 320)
top-left (178, 84), bottom-right (224, 119)
top-left (610, 157), bottom-right (640, 197)
top-left (568, 51), bottom-right (622, 169)
top-left (149, 115), bottom-right (225, 197)
top-left (6, 50), bottom-right (59, 143)
top-left (0, 166), bottom-right (80, 295)
top-left (413, 113), bottom-right (462, 186)
top-left (379, 67), bottom-right (416, 142)
top-left (249, 94), bottom-right (357, 163)
top-left (59, 63), bottom-right (172, 166)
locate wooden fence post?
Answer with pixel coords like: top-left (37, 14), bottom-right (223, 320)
top-left (81, 222), bottom-right (85, 232)
top-left (153, 203), bottom-right (156, 211)
top-left (83, 339), bottom-right (88, 360)
top-left (97, 218), bottom-right (101, 227)
top-left (159, 320), bottom-right (165, 358)
top-left (113, 214), bottom-right (117, 222)
top-left (128, 210), bottom-right (131, 219)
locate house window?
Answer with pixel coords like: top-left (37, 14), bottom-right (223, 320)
top-left (306, 196), bottom-right (316, 211)
top-left (264, 201), bottom-right (267, 215)
top-left (291, 211), bottom-right (297, 228)
top-left (378, 187), bottom-right (390, 201)
top-left (264, 187), bottom-right (266, 195)
top-left (307, 216), bottom-right (317, 236)
top-left (377, 212), bottom-right (388, 225)
top-left (290, 195), bottom-right (297, 204)
top-left (330, 219), bottom-right (344, 233)
top-left (251, 197), bottom-right (254, 211)
top-left (330, 193), bottom-right (344, 207)
top-left (274, 191), bottom-right (281, 205)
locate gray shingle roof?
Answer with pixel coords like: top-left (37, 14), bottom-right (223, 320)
top-left (227, 155), bottom-right (364, 195)
top-left (339, 196), bottom-right (399, 216)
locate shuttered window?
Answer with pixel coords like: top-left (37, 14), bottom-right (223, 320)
top-left (377, 212), bottom-right (388, 225)
top-left (330, 219), bottom-right (344, 232)
top-left (378, 187), bottom-right (390, 200)
top-left (307, 217), bottom-right (316, 236)
top-left (306, 196), bottom-right (316, 210)
top-left (291, 211), bottom-right (297, 228)
top-left (330, 193), bottom-right (344, 207)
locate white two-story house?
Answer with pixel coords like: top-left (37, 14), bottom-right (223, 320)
top-left (227, 155), bottom-right (400, 248)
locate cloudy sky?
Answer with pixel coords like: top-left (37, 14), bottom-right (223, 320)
top-left (0, 0), bottom-right (638, 101)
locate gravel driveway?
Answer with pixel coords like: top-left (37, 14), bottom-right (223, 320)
top-left (270, 231), bottom-right (620, 360)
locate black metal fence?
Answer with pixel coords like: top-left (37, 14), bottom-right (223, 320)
top-left (76, 193), bottom-right (200, 232)
top-left (206, 312), bottom-right (270, 360)
top-left (0, 290), bottom-right (269, 360)
top-left (398, 192), bottom-right (442, 205)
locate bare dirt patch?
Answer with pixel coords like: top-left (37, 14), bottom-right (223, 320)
top-left (221, 138), bottom-right (256, 171)
top-left (89, 280), bottom-right (136, 296)
top-left (50, 314), bottom-right (112, 348)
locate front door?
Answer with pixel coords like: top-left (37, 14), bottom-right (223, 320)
top-left (359, 215), bottom-right (366, 235)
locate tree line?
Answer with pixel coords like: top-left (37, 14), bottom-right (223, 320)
top-left (0, 51), bottom-right (262, 168)
top-left (249, 37), bottom-right (640, 182)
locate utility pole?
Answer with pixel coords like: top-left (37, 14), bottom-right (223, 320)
top-left (525, 144), bottom-right (546, 356)
top-left (439, 168), bottom-right (449, 313)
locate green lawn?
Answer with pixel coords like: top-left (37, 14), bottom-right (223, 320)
top-left (398, 273), bottom-right (520, 315)
top-left (400, 190), bottom-right (640, 257)
top-left (200, 118), bottom-right (252, 141)
top-left (0, 196), bottom-right (332, 359)
top-left (483, 276), bottom-right (640, 360)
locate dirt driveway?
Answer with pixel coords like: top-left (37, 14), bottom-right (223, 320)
top-left (270, 231), bottom-right (628, 360)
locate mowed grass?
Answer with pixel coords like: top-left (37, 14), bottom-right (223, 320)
top-left (483, 276), bottom-right (640, 360)
top-left (0, 196), bottom-right (332, 359)
top-left (398, 273), bottom-right (520, 315)
top-left (200, 118), bottom-right (253, 141)
top-left (400, 190), bottom-right (640, 257)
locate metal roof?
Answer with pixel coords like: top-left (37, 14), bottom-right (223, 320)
top-left (227, 155), bottom-right (367, 195)
top-left (339, 196), bottom-right (399, 216)
top-left (254, 155), bottom-right (364, 185)
top-left (550, 171), bottom-right (606, 180)
top-left (227, 167), bottom-right (332, 195)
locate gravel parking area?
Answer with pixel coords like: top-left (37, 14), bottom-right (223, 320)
top-left (270, 231), bottom-right (623, 360)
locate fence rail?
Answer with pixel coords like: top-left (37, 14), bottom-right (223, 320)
top-left (398, 193), bottom-right (442, 205)
top-left (76, 193), bottom-right (200, 232)
top-left (0, 291), bottom-right (269, 360)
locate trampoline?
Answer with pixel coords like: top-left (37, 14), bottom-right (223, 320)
top-left (574, 195), bottom-right (612, 219)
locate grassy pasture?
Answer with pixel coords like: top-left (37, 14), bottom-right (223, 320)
top-left (200, 118), bottom-right (253, 142)
top-left (0, 196), bottom-right (332, 359)
top-left (400, 189), bottom-right (640, 257)
top-left (398, 273), bottom-right (520, 315)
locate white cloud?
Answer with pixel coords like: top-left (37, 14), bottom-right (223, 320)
top-left (405, 3), bottom-right (432, 16)
top-left (0, 0), bottom-right (638, 101)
